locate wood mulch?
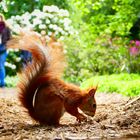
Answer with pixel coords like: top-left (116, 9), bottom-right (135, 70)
top-left (0, 88), bottom-right (140, 140)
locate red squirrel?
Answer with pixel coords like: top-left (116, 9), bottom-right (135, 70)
top-left (7, 31), bottom-right (97, 125)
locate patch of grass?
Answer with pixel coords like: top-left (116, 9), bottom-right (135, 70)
top-left (5, 73), bottom-right (140, 96)
top-left (81, 73), bottom-right (140, 97)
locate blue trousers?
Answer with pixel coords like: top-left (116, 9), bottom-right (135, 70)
top-left (0, 50), bottom-right (7, 87)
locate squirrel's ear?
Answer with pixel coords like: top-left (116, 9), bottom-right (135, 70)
top-left (88, 85), bottom-right (98, 96)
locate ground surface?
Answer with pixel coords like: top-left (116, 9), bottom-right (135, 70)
top-left (0, 88), bottom-right (140, 140)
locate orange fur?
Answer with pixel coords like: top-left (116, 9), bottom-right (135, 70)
top-left (7, 31), bottom-right (97, 125)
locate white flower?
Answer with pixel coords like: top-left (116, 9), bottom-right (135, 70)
top-left (10, 16), bottom-right (14, 19)
top-left (55, 31), bottom-right (59, 35)
top-left (63, 49), bottom-right (67, 54)
top-left (43, 6), bottom-right (50, 12)
top-left (11, 64), bottom-right (16, 69)
top-left (22, 19), bottom-right (31, 26)
top-left (52, 24), bottom-right (58, 30)
top-left (14, 49), bottom-right (19, 52)
top-left (56, 27), bottom-right (63, 32)
top-left (32, 18), bottom-right (42, 25)
top-left (64, 26), bottom-right (71, 32)
top-left (61, 30), bottom-right (66, 35)
top-left (8, 48), bottom-right (14, 52)
top-left (59, 19), bottom-right (64, 24)
top-left (4, 62), bottom-right (10, 67)
top-left (4, 62), bottom-right (16, 69)
top-left (59, 36), bottom-right (64, 41)
top-left (22, 12), bottom-right (31, 20)
top-left (32, 9), bottom-right (42, 16)
top-left (63, 18), bottom-right (72, 25)
top-left (16, 57), bottom-right (21, 62)
top-left (45, 19), bottom-right (50, 24)
top-left (39, 24), bottom-right (46, 29)
top-left (59, 9), bottom-right (69, 17)
top-left (75, 31), bottom-right (79, 35)
top-left (51, 17), bottom-right (58, 23)
top-left (15, 15), bottom-right (21, 20)
top-left (8, 5), bottom-right (73, 38)
top-left (26, 24), bottom-right (34, 30)
top-left (65, 32), bottom-right (68, 36)
top-left (43, 5), bottom-right (59, 13)
top-left (47, 13), bottom-right (54, 18)
top-left (41, 30), bottom-right (46, 35)
top-left (48, 31), bottom-right (52, 36)
top-left (12, 24), bottom-right (21, 33)
top-left (48, 24), bottom-right (53, 29)
top-left (69, 30), bottom-right (75, 35)
top-left (7, 19), bottom-right (14, 26)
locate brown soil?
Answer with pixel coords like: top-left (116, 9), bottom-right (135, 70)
top-left (0, 88), bottom-right (140, 140)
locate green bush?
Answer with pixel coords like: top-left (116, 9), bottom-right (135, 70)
top-left (6, 49), bottom-right (21, 76)
top-left (64, 31), bottom-right (130, 84)
top-left (81, 73), bottom-right (140, 96)
top-left (3, 1), bottom-right (140, 85)
top-left (63, 0), bottom-right (140, 84)
top-left (5, 5), bottom-right (74, 76)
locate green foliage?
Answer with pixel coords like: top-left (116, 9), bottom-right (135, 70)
top-left (0, 0), bottom-right (71, 18)
top-left (127, 40), bottom-right (140, 73)
top-left (72, 0), bottom-right (140, 37)
top-left (5, 74), bottom-right (140, 97)
top-left (1, 0), bottom-right (140, 84)
top-left (64, 28), bottom-right (130, 84)
top-left (128, 55), bottom-right (140, 73)
top-left (5, 5), bottom-right (73, 76)
top-left (5, 76), bottom-right (19, 87)
top-left (63, 0), bottom-right (140, 84)
top-left (7, 6), bottom-right (73, 37)
top-left (81, 73), bottom-right (140, 96)
top-left (5, 49), bottom-right (21, 76)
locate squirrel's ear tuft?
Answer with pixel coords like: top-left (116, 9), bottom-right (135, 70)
top-left (88, 85), bottom-right (98, 96)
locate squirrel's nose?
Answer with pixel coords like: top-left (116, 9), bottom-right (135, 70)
top-left (92, 104), bottom-right (96, 108)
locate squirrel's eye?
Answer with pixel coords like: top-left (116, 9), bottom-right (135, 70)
top-left (92, 104), bottom-right (96, 108)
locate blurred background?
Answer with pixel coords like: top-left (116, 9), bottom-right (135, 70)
top-left (0, 0), bottom-right (140, 97)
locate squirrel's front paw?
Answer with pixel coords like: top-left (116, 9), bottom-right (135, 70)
top-left (76, 114), bottom-right (87, 123)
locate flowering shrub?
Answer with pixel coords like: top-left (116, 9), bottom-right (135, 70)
top-left (128, 40), bottom-right (140, 73)
top-left (6, 5), bottom-right (74, 76)
top-left (6, 49), bottom-right (21, 76)
top-left (7, 5), bottom-right (74, 38)
top-left (129, 40), bottom-right (140, 56)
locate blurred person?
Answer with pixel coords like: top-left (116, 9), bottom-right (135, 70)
top-left (20, 50), bottom-right (32, 68)
top-left (0, 14), bottom-right (11, 87)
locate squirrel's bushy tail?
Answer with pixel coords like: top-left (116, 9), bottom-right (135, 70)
top-left (7, 31), bottom-right (66, 121)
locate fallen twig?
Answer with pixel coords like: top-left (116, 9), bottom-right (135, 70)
top-left (124, 96), bottom-right (140, 109)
